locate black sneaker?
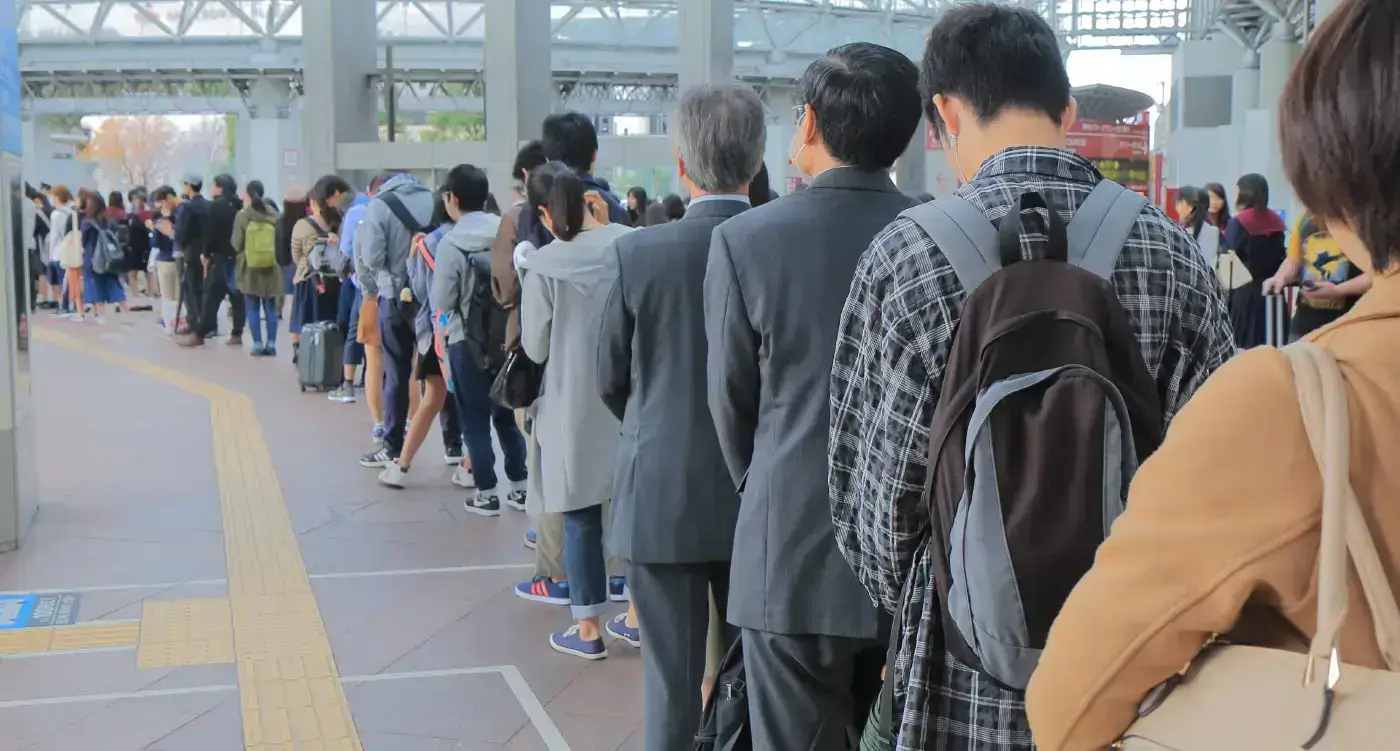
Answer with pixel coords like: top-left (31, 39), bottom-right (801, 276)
top-left (464, 490), bottom-right (501, 517)
top-left (359, 446), bottom-right (397, 468)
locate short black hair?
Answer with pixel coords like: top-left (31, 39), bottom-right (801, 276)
top-left (312, 175), bottom-right (352, 203)
top-left (1235, 173), bottom-right (1270, 211)
top-left (798, 42), bottom-right (922, 171)
top-left (1282, 0), bottom-right (1400, 271)
top-left (512, 140), bottom-right (547, 182)
top-left (107, 191), bottom-right (124, 210)
top-left (213, 173), bottom-right (237, 197)
top-left (662, 194), bottom-right (686, 221)
top-left (920, 3), bottom-right (1071, 135)
top-left (541, 112), bottom-right (599, 173)
top-left (152, 186), bottom-right (176, 202)
top-left (443, 164), bottom-right (490, 213)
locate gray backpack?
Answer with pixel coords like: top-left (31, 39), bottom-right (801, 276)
top-left (908, 180), bottom-right (1166, 690)
top-left (92, 224), bottom-right (125, 275)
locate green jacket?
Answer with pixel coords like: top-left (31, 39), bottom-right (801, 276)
top-left (232, 204), bottom-right (283, 299)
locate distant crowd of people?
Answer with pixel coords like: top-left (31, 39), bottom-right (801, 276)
top-left (20, 1), bottom-right (1400, 750)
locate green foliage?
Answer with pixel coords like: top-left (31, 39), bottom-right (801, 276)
top-left (420, 112), bottom-right (485, 143)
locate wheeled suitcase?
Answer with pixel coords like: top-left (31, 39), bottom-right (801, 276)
top-left (299, 321), bottom-right (345, 392)
top-left (1264, 288), bottom-right (1298, 347)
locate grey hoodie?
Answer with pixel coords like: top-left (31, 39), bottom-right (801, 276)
top-left (353, 173), bottom-right (435, 300)
top-left (430, 212), bottom-right (503, 346)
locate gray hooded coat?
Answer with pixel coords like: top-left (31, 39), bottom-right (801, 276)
top-left (353, 173), bottom-right (435, 300)
top-left (518, 222), bottom-right (633, 514)
top-left (430, 211), bottom-right (503, 346)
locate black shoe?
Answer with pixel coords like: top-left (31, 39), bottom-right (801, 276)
top-left (464, 490), bottom-right (501, 517)
top-left (359, 446), bottom-right (397, 468)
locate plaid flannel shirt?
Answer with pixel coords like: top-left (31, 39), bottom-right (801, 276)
top-left (828, 147), bottom-right (1236, 750)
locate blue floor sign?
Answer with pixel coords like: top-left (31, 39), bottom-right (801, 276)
top-left (0, 593), bottom-right (80, 630)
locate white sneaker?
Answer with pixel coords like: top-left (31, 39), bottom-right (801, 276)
top-left (464, 490), bottom-right (501, 517)
top-left (504, 480), bottom-right (527, 512)
top-left (377, 463), bottom-right (407, 489)
top-left (451, 465), bottom-right (475, 489)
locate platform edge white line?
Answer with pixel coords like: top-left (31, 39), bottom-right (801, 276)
top-left (0, 683), bottom-right (237, 709)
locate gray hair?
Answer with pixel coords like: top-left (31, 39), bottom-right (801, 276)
top-left (675, 84), bottom-right (767, 194)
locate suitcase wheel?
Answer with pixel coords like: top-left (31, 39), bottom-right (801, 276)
top-left (300, 384), bottom-right (306, 393)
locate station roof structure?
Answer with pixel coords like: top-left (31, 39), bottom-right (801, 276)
top-left (16, 0), bottom-right (1213, 115)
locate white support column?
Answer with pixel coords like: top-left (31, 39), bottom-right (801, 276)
top-left (245, 77), bottom-right (294, 201)
top-left (896, 118), bottom-right (928, 195)
top-left (764, 87), bottom-right (797, 196)
top-left (679, 0), bottom-right (735, 91)
top-left (300, 0), bottom-right (378, 180)
top-left (1258, 21), bottom-right (1301, 216)
top-left (484, 0), bottom-right (552, 202)
top-left (1231, 49), bottom-right (1260, 125)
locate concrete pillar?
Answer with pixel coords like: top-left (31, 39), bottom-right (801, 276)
top-left (244, 78), bottom-right (294, 202)
top-left (300, 0), bottom-right (378, 180)
top-left (678, 0), bottom-right (735, 91)
top-left (20, 116), bottom-right (49, 188)
top-left (1258, 22), bottom-right (1301, 216)
top-left (896, 118), bottom-right (928, 195)
top-left (763, 87), bottom-right (797, 196)
top-left (1231, 50), bottom-right (1259, 127)
top-left (484, 0), bottom-right (552, 202)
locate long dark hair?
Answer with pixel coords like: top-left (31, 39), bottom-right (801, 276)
top-left (1176, 185), bottom-right (1210, 239)
top-left (1203, 182), bottom-right (1231, 228)
top-left (626, 187), bottom-right (649, 224)
top-left (527, 162), bottom-right (585, 241)
top-left (83, 192), bottom-right (108, 222)
top-left (747, 164), bottom-right (772, 208)
top-left (309, 187), bottom-right (343, 233)
top-left (246, 180), bottom-right (268, 213)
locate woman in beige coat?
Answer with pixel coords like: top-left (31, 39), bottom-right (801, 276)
top-left (287, 182), bottom-right (342, 364)
top-left (1027, 2), bottom-right (1400, 748)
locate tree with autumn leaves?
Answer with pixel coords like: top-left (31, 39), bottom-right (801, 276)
top-left (80, 115), bottom-right (179, 189)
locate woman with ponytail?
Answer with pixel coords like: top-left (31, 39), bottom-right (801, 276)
top-left (516, 161), bottom-right (634, 660)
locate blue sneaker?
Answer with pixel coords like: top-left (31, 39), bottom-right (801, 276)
top-left (549, 625), bottom-right (608, 660)
top-left (608, 577), bottom-right (630, 603)
top-left (524, 529), bottom-right (537, 550)
top-left (604, 613), bottom-right (640, 648)
top-left (515, 576), bottom-right (569, 605)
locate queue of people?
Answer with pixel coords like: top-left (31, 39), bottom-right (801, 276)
top-left (21, 1), bottom-right (1400, 748)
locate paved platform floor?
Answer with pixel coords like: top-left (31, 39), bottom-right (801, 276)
top-left (0, 311), bottom-right (644, 751)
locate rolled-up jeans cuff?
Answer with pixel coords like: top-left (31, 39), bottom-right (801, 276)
top-left (570, 602), bottom-right (610, 620)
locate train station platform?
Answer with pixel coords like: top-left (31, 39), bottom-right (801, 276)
top-left (0, 312), bottom-right (644, 751)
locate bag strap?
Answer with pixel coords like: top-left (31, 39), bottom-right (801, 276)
top-left (897, 196), bottom-right (1000, 294)
top-left (380, 193), bottom-right (423, 235)
top-left (1066, 180), bottom-right (1148, 281)
top-left (897, 180), bottom-right (1147, 295)
top-left (1284, 342), bottom-right (1400, 673)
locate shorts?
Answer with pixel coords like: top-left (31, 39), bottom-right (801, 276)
top-left (414, 346), bottom-right (443, 382)
top-left (46, 261), bottom-right (63, 287)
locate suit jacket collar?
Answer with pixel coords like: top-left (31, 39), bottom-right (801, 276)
top-left (808, 166), bottom-right (900, 194)
top-left (681, 197), bottom-right (748, 222)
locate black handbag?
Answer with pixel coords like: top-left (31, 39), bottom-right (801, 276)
top-left (489, 348), bottom-right (545, 409)
top-left (694, 638), bottom-right (751, 750)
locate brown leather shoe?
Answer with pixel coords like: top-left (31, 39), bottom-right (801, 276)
top-left (226, 334), bottom-right (242, 346)
top-left (174, 332), bottom-right (205, 348)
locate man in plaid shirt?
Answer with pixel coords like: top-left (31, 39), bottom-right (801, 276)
top-left (827, 5), bottom-right (1236, 749)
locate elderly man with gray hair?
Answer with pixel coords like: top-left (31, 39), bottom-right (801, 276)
top-left (595, 81), bottom-right (767, 750)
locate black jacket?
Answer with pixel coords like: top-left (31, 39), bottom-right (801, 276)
top-left (175, 194), bottom-right (209, 259)
top-left (206, 195), bottom-right (242, 258)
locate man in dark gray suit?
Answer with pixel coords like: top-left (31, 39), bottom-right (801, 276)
top-left (597, 82), bottom-right (768, 751)
top-left (704, 43), bottom-right (924, 750)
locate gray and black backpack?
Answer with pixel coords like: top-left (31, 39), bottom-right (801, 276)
top-left (909, 180), bottom-right (1166, 690)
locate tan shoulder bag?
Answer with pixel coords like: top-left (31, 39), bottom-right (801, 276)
top-left (1118, 342), bottom-right (1400, 749)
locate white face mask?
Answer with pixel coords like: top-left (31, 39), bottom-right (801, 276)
top-left (788, 130), bottom-right (808, 179)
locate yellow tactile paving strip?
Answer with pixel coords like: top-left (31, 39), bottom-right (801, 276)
top-left (33, 328), bottom-right (363, 751)
top-left (137, 597), bottom-right (236, 668)
top-left (0, 621), bottom-right (141, 655)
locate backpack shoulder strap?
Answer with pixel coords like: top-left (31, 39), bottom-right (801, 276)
top-left (380, 193), bottom-right (423, 235)
top-left (898, 196), bottom-right (1001, 295)
top-left (1066, 180), bottom-right (1148, 280)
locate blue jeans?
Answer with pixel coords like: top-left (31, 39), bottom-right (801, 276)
top-left (563, 505), bottom-right (608, 619)
top-left (378, 298), bottom-right (417, 455)
top-left (245, 295), bottom-right (279, 347)
top-left (446, 340), bottom-right (527, 490)
top-left (341, 285), bottom-right (364, 367)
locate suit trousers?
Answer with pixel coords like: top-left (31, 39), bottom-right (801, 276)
top-left (741, 628), bottom-right (886, 751)
top-left (532, 505), bottom-right (627, 582)
top-left (631, 562), bottom-right (735, 751)
top-left (378, 298), bottom-right (417, 455)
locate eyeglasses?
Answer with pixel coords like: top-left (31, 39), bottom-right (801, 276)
top-left (792, 104), bottom-right (807, 125)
